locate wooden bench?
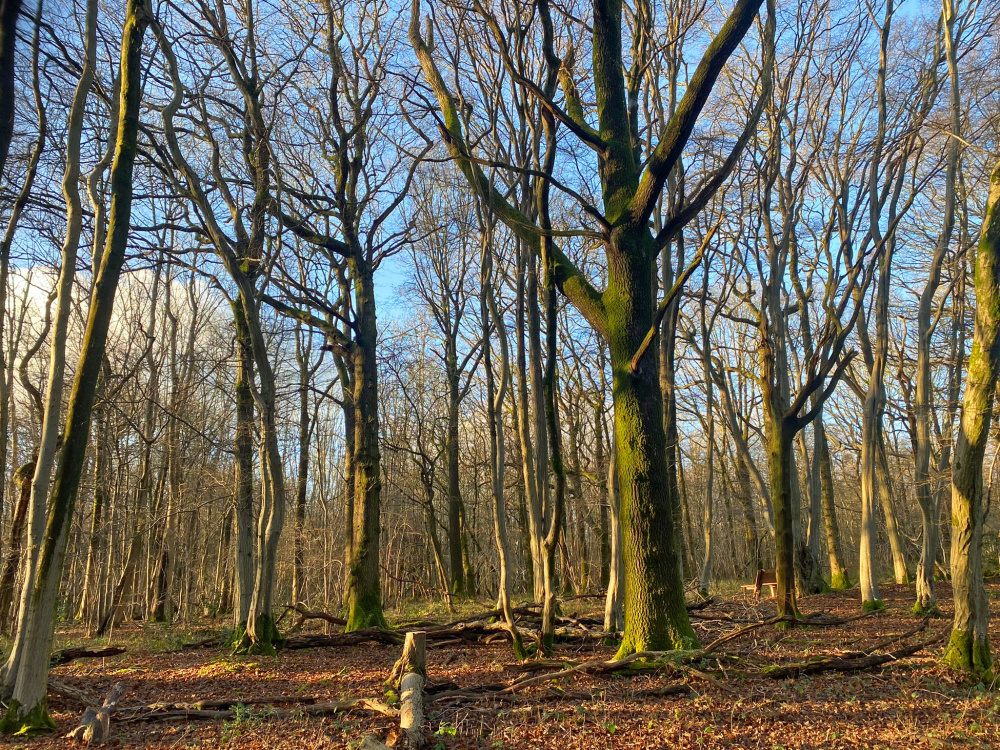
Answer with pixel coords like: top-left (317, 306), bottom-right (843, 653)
top-left (740, 568), bottom-right (778, 600)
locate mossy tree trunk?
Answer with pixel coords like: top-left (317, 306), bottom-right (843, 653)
top-left (412, 0), bottom-right (765, 655)
top-left (943, 156), bottom-right (1000, 677)
top-left (345, 264), bottom-right (386, 631)
top-left (0, 0), bottom-right (147, 729)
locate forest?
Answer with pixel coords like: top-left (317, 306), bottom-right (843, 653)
top-left (0, 0), bottom-right (999, 746)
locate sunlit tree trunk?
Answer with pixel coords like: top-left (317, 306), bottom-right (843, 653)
top-left (480, 211), bottom-right (525, 659)
top-left (0, 0), bottom-right (148, 727)
top-left (1, 0), bottom-right (98, 693)
top-left (943, 156), bottom-right (1000, 676)
top-left (915, 0), bottom-right (962, 614)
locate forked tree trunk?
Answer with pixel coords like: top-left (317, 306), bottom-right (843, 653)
top-left (608, 230), bottom-right (697, 655)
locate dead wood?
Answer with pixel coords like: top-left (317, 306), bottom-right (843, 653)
top-left (50, 678), bottom-right (100, 706)
top-left (700, 611), bottom-right (876, 657)
top-left (285, 627), bottom-right (403, 649)
top-left (396, 632), bottom-right (427, 749)
top-left (118, 697), bottom-right (398, 724)
top-left (66, 681), bottom-right (127, 744)
top-left (174, 634), bottom-right (225, 651)
top-left (141, 695), bottom-right (320, 712)
top-left (52, 646), bottom-right (126, 667)
top-left (283, 604), bottom-right (348, 633)
top-left (761, 634), bottom-right (943, 679)
top-left (426, 605), bottom-right (542, 632)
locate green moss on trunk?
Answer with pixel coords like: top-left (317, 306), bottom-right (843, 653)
top-left (232, 613), bottom-right (285, 656)
top-left (943, 629), bottom-right (993, 677)
top-left (0, 698), bottom-right (55, 735)
top-left (912, 602), bottom-right (943, 617)
top-left (861, 599), bottom-right (886, 613)
top-left (829, 571), bottom-right (851, 590)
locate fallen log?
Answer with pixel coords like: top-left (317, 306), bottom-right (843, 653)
top-left (50, 678), bottom-right (100, 707)
top-left (174, 634), bottom-right (225, 651)
top-left (118, 697), bottom-right (398, 723)
top-left (66, 681), bottom-right (126, 744)
top-left (141, 695), bottom-right (320, 712)
top-left (425, 605), bottom-right (541, 632)
top-left (52, 646), bottom-right (126, 667)
top-left (285, 627), bottom-right (403, 649)
top-left (283, 604), bottom-right (348, 633)
top-left (701, 611), bottom-right (876, 657)
top-left (762, 635), bottom-right (942, 679)
top-left (396, 631), bottom-right (426, 749)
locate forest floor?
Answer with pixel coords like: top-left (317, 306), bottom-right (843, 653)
top-left (4, 582), bottom-right (1000, 749)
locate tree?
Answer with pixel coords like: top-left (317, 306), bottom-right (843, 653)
top-left (0, 0), bottom-right (149, 729)
top-left (943, 154), bottom-right (1000, 677)
top-left (412, 0), bottom-right (768, 653)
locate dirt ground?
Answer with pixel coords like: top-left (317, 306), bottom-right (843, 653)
top-left (4, 582), bottom-right (1000, 749)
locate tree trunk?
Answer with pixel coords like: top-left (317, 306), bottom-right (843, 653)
top-left (232, 305), bottom-right (255, 630)
top-left (609, 229), bottom-right (697, 655)
top-left (943, 157), bottom-right (1000, 676)
top-left (0, 459), bottom-right (32, 631)
top-left (446, 343), bottom-right (465, 596)
top-left (0, 1), bottom-right (148, 727)
top-left (345, 266), bottom-right (386, 632)
top-left (1, 0), bottom-right (97, 693)
top-left (292, 327), bottom-right (311, 606)
top-left (816, 414), bottom-right (849, 589)
top-left (515, 239), bottom-right (545, 602)
top-left (480, 222), bottom-right (525, 658)
top-left (0, 0), bottom-right (23, 179)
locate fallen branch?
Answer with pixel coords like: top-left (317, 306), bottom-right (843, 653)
top-left (425, 605), bottom-right (541, 633)
top-left (396, 632), bottom-right (427, 749)
top-left (174, 634), bottom-right (225, 651)
top-left (140, 695), bottom-right (320, 712)
top-left (762, 634), bottom-right (943, 679)
top-left (701, 612), bottom-right (875, 657)
top-left (50, 678), bottom-right (99, 707)
top-left (860, 615), bottom-right (931, 655)
top-left (283, 604), bottom-right (348, 633)
top-left (52, 646), bottom-right (127, 667)
top-left (66, 681), bottom-right (127, 744)
top-left (119, 697), bottom-right (397, 724)
top-left (285, 627), bottom-right (403, 649)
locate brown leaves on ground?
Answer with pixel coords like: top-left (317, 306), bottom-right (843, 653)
top-left (9, 582), bottom-right (1000, 749)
